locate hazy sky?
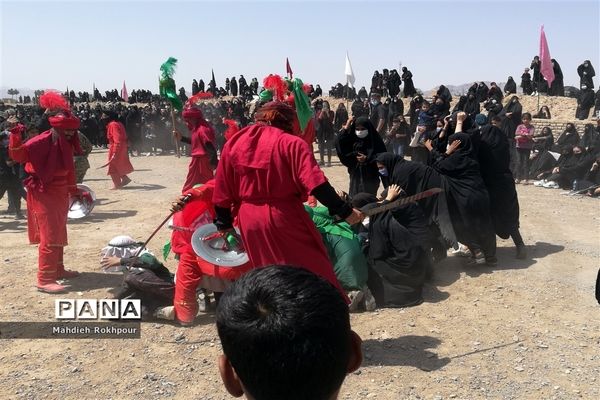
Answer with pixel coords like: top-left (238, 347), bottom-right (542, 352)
top-left (1, 0), bottom-right (599, 94)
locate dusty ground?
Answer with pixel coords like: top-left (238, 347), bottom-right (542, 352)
top-left (0, 148), bottom-right (598, 400)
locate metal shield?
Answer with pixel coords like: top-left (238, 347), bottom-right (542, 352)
top-left (191, 224), bottom-right (249, 267)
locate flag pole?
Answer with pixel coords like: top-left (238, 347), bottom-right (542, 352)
top-left (345, 77), bottom-right (349, 117)
top-left (171, 108), bottom-right (180, 158)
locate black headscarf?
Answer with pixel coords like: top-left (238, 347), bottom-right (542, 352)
top-left (336, 117), bottom-right (386, 167)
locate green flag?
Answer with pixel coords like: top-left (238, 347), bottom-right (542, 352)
top-left (292, 78), bottom-right (312, 131)
top-left (159, 57), bottom-right (183, 111)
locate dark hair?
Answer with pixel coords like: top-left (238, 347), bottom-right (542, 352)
top-left (522, 112), bottom-right (532, 120)
top-left (216, 265), bottom-right (352, 400)
top-left (491, 116), bottom-right (502, 123)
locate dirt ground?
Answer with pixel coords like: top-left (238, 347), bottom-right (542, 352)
top-left (0, 148), bottom-right (598, 400)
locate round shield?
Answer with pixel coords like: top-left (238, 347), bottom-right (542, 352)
top-left (191, 224), bottom-right (249, 267)
top-left (68, 184), bottom-right (96, 219)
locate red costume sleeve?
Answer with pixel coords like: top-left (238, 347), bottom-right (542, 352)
top-left (8, 125), bottom-right (28, 163)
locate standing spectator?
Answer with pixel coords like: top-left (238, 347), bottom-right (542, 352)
top-left (530, 56), bottom-right (541, 95)
top-left (401, 67), bottom-right (416, 98)
top-left (577, 60), bottom-right (596, 89)
top-left (317, 101), bottom-right (335, 167)
top-left (504, 76), bottom-right (517, 95)
top-left (521, 68), bottom-right (533, 95)
top-left (386, 116), bottom-right (410, 156)
top-left (576, 85), bottom-right (595, 120)
top-left (333, 103), bottom-right (348, 132)
top-left (514, 113), bottom-right (535, 184)
top-left (0, 130), bottom-right (23, 219)
top-left (549, 59), bottom-right (565, 97)
top-left (369, 93), bottom-right (386, 134)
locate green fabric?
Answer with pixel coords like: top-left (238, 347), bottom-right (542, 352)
top-left (305, 206), bottom-right (367, 290)
top-left (159, 57), bottom-right (183, 111)
top-left (162, 240), bottom-right (171, 261)
top-left (292, 78), bottom-right (312, 131)
top-left (324, 233), bottom-right (368, 291)
top-left (137, 252), bottom-right (171, 277)
top-left (259, 89), bottom-right (273, 102)
top-left (304, 206), bottom-right (356, 240)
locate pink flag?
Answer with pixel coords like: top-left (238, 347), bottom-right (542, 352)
top-left (539, 25), bottom-right (555, 87)
top-left (121, 81), bottom-right (129, 102)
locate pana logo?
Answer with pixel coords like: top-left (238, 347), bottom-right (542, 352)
top-left (55, 299), bottom-right (142, 320)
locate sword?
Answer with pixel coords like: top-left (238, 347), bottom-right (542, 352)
top-left (133, 194), bottom-right (192, 258)
top-left (363, 188), bottom-right (442, 217)
top-left (96, 155), bottom-right (115, 169)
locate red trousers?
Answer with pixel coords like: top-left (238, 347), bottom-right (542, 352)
top-left (173, 252), bottom-right (251, 323)
top-left (27, 182), bottom-right (69, 285)
top-left (174, 252), bottom-right (203, 323)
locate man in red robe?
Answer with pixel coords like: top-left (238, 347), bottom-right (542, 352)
top-left (9, 92), bottom-right (82, 293)
top-left (103, 111), bottom-right (134, 189)
top-left (212, 101), bottom-right (363, 295)
top-left (168, 180), bottom-right (251, 325)
top-left (172, 93), bottom-right (218, 192)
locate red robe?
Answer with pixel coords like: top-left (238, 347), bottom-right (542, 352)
top-left (9, 128), bottom-right (79, 284)
top-left (171, 180), bottom-right (250, 322)
top-left (107, 121), bottom-right (134, 177)
top-left (182, 123), bottom-right (215, 192)
top-left (212, 124), bottom-right (344, 293)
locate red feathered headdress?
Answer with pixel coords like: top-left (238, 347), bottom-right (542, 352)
top-left (183, 92), bottom-right (210, 121)
top-left (223, 119), bottom-right (240, 141)
top-left (40, 90), bottom-right (70, 112)
top-left (263, 74), bottom-right (288, 101)
top-left (40, 90), bottom-right (79, 130)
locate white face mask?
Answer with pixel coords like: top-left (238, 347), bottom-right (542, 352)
top-left (436, 127), bottom-right (443, 133)
top-left (356, 129), bottom-right (368, 138)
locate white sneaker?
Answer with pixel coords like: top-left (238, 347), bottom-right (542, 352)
top-left (543, 181), bottom-right (559, 189)
top-left (533, 180), bottom-right (546, 187)
top-left (452, 243), bottom-right (472, 257)
top-left (154, 306), bottom-right (175, 320)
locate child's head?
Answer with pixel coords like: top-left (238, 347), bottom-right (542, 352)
top-left (521, 112), bottom-right (532, 126)
top-left (216, 265), bottom-right (362, 400)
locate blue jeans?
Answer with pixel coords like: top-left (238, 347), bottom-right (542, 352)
top-left (391, 142), bottom-right (405, 157)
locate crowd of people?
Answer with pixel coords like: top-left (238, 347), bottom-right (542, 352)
top-left (2, 55), bottom-right (600, 398)
top-left (1, 59), bottom-right (599, 311)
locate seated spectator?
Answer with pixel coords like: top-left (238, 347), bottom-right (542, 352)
top-left (554, 123), bottom-right (580, 151)
top-left (576, 155), bottom-right (600, 196)
top-left (540, 145), bottom-right (594, 189)
top-left (216, 265), bottom-right (363, 400)
top-left (533, 126), bottom-right (554, 151)
top-left (530, 149), bottom-right (558, 182)
top-left (533, 106), bottom-right (552, 119)
top-left (580, 123), bottom-right (600, 155)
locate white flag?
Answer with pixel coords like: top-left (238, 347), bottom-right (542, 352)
top-left (345, 52), bottom-right (355, 89)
